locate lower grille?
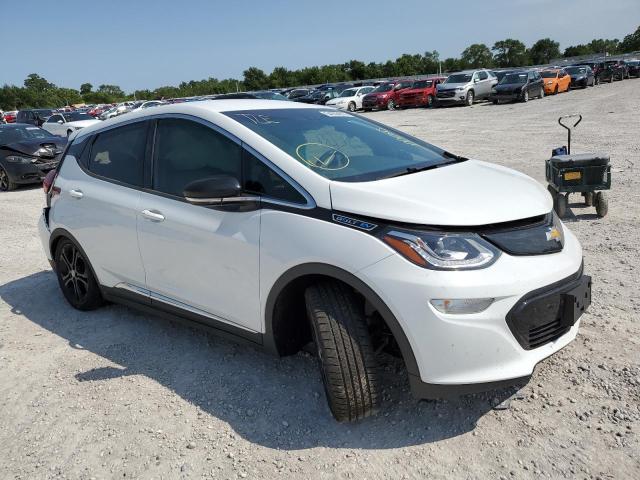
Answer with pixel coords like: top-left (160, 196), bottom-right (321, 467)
top-left (527, 319), bottom-right (570, 349)
top-left (437, 90), bottom-right (456, 98)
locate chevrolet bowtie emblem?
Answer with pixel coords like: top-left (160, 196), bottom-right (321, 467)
top-left (546, 227), bottom-right (562, 242)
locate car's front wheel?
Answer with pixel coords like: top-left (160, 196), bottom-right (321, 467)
top-left (347, 102), bottom-right (356, 112)
top-left (54, 238), bottom-right (103, 310)
top-left (465, 90), bottom-right (474, 106)
top-left (305, 281), bottom-right (379, 422)
top-left (0, 166), bottom-right (18, 191)
top-left (521, 89), bottom-right (529, 102)
top-left (386, 99), bottom-right (395, 110)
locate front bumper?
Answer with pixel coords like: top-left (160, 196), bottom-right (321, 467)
top-left (435, 91), bottom-right (467, 103)
top-left (362, 97), bottom-right (387, 109)
top-left (490, 91), bottom-right (521, 102)
top-left (2, 159), bottom-right (58, 184)
top-left (358, 224), bottom-right (586, 397)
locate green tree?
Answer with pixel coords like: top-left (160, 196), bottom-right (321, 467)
top-left (528, 38), bottom-right (561, 65)
top-left (588, 38), bottom-right (619, 55)
top-left (563, 44), bottom-right (591, 57)
top-left (460, 43), bottom-right (493, 68)
top-left (243, 67), bottom-right (269, 90)
top-left (620, 25), bottom-right (640, 52)
top-left (442, 57), bottom-right (463, 72)
top-left (80, 83), bottom-right (93, 95)
top-left (492, 39), bottom-right (529, 67)
top-left (24, 73), bottom-right (54, 92)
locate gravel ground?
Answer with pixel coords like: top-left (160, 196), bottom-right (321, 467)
top-left (1, 79), bottom-right (639, 479)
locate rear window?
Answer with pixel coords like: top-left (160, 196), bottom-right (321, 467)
top-left (88, 122), bottom-right (147, 186)
top-left (225, 108), bottom-right (452, 182)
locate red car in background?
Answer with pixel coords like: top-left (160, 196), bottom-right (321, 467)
top-left (88, 104), bottom-right (113, 117)
top-left (361, 80), bottom-right (414, 111)
top-left (2, 111), bottom-right (17, 123)
top-left (397, 77), bottom-right (446, 108)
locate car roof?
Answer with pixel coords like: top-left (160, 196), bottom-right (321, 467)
top-left (0, 123), bottom-right (36, 129)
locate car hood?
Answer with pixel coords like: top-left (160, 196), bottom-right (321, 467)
top-left (363, 92), bottom-right (389, 99)
top-left (400, 87), bottom-right (428, 94)
top-left (1, 138), bottom-right (66, 157)
top-left (65, 119), bottom-right (101, 128)
top-left (496, 83), bottom-right (525, 91)
top-left (438, 82), bottom-right (468, 90)
top-left (329, 159), bottom-right (551, 226)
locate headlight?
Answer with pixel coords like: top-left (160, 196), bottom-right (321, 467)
top-left (381, 229), bottom-right (500, 270)
top-left (5, 155), bottom-right (34, 164)
top-left (456, 87), bottom-right (465, 91)
top-left (546, 81), bottom-right (553, 85)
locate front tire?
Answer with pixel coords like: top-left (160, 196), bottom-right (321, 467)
top-left (521, 89), bottom-right (529, 102)
top-left (347, 102), bottom-right (356, 112)
top-left (305, 281), bottom-right (379, 422)
top-left (0, 166), bottom-right (18, 191)
top-left (465, 90), bottom-right (474, 106)
top-left (386, 99), bottom-right (395, 110)
top-left (54, 238), bottom-right (103, 310)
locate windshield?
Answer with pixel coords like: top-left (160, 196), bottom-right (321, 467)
top-left (225, 109), bottom-right (456, 182)
top-left (540, 71), bottom-right (558, 78)
top-left (0, 126), bottom-right (56, 144)
top-left (338, 88), bottom-right (358, 98)
top-left (500, 73), bottom-right (527, 84)
top-left (373, 84), bottom-right (394, 93)
top-left (565, 67), bottom-right (586, 74)
top-left (412, 80), bottom-right (433, 88)
top-left (445, 74), bottom-right (472, 84)
top-left (63, 112), bottom-right (93, 121)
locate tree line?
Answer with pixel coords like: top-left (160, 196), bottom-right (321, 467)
top-left (1, 26), bottom-right (638, 110)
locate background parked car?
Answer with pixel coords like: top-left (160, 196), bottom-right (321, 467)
top-left (99, 105), bottom-right (128, 120)
top-left (396, 77), bottom-right (446, 109)
top-left (2, 110), bottom-right (17, 123)
top-left (361, 80), bottom-right (414, 111)
top-left (565, 66), bottom-right (596, 88)
top-left (540, 69), bottom-right (571, 95)
top-left (16, 109), bottom-right (53, 126)
top-left (325, 85), bottom-right (375, 111)
top-left (41, 112), bottom-right (101, 137)
top-left (436, 69), bottom-right (497, 106)
top-left (490, 70), bottom-right (544, 103)
top-left (293, 89), bottom-right (339, 104)
top-left (0, 124), bottom-right (66, 191)
top-left (604, 60), bottom-right (629, 80)
top-left (627, 60), bottom-right (640, 78)
top-left (285, 88), bottom-right (313, 100)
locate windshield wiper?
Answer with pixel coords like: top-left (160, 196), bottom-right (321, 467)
top-left (381, 152), bottom-right (467, 179)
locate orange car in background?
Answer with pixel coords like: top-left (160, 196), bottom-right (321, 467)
top-left (541, 69), bottom-right (571, 95)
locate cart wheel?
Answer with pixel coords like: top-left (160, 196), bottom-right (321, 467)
top-left (555, 193), bottom-right (568, 218)
top-left (583, 192), bottom-right (594, 207)
top-left (595, 192), bottom-right (608, 217)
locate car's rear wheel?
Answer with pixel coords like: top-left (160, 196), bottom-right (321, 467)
top-left (465, 90), bottom-right (474, 106)
top-left (539, 87), bottom-right (545, 98)
top-left (54, 238), bottom-right (103, 310)
top-left (0, 166), bottom-right (18, 191)
top-left (305, 281), bottom-right (380, 422)
top-left (347, 102), bottom-right (356, 112)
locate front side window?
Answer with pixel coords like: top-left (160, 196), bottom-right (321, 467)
top-left (243, 150), bottom-right (306, 204)
top-left (225, 108), bottom-right (455, 182)
top-left (153, 118), bottom-right (242, 196)
top-left (89, 121), bottom-right (147, 186)
top-left (478, 71), bottom-right (488, 80)
top-left (47, 115), bottom-right (63, 123)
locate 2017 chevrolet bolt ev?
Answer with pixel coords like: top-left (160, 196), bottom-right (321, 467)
top-left (38, 100), bottom-right (591, 422)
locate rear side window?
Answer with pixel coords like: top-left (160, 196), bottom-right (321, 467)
top-left (153, 118), bottom-right (242, 197)
top-left (88, 121), bottom-right (147, 186)
top-left (243, 150), bottom-right (306, 204)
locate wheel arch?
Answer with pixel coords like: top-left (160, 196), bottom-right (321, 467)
top-left (263, 263), bottom-right (420, 378)
top-left (49, 228), bottom-right (101, 284)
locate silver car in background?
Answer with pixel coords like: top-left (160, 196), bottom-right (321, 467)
top-left (436, 69), bottom-right (498, 106)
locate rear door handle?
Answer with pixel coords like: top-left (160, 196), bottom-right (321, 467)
top-left (69, 189), bottom-right (83, 199)
top-left (141, 209), bottom-right (165, 222)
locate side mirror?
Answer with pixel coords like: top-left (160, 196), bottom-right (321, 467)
top-left (57, 120), bottom-right (63, 124)
top-left (474, 78), bottom-right (480, 83)
top-left (183, 174), bottom-right (244, 205)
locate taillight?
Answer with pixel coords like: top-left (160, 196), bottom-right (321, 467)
top-left (43, 169), bottom-right (57, 194)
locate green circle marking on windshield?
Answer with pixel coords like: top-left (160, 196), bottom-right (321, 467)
top-left (296, 143), bottom-right (350, 171)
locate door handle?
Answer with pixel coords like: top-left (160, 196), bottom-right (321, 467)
top-left (141, 209), bottom-right (165, 222)
top-left (69, 189), bottom-right (83, 199)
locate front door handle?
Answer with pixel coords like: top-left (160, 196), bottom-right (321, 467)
top-left (69, 189), bottom-right (83, 199)
top-left (141, 209), bottom-right (165, 222)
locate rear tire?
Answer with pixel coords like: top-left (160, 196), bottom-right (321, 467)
top-left (595, 192), bottom-right (608, 217)
top-left (54, 238), bottom-right (104, 311)
top-left (305, 281), bottom-right (380, 423)
top-left (521, 89), bottom-right (529, 102)
top-left (426, 95), bottom-right (434, 108)
top-left (0, 166), bottom-right (18, 191)
top-left (539, 87), bottom-right (545, 98)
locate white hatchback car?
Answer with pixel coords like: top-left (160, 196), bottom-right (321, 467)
top-left (39, 101), bottom-right (591, 422)
top-left (42, 112), bottom-right (101, 137)
top-left (325, 86), bottom-right (375, 111)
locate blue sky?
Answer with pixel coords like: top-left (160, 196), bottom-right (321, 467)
top-left (1, 0), bottom-right (638, 92)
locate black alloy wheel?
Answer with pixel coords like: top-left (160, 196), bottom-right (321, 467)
top-left (0, 166), bottom-right (17, 191)
top-left (55, 239), bottom-right (103, 310)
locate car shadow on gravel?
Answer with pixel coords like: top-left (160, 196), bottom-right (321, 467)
top-left (1, 271), bottom-right (523, 450)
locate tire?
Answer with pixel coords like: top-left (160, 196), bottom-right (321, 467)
top-left (539, 87), bottom-right (545, 98)
top-left (54, 238), bottom-right (103, 311)
top-left (609, 75), bottom-right (614, 84)
top-left (521, 89), bottom-right (529, 102)
top-left (347, 102), bottom-right (356, 112)
top-left (554, 85), bottom-right (559, 95)
top-left (465, 90), bottom-right (474, 106)
top-left (584, 192), bottom-right (594, 207)
top-left (595, 76), bottom-right (600, 86)
top-left (595, 192), bottom-right (608, 217)
top-left (386, 99), bottom-right (395, 110)
top-left (0, 166), bottom-right (18, 191)
top-left (426, 95), bottom-right (434, 108)
top-left (492, 99), bottom-right (498, 105)
top-left (555, 193), bottom-right (568, 218)
top-left (304, 281), bottom-right (379, 422)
